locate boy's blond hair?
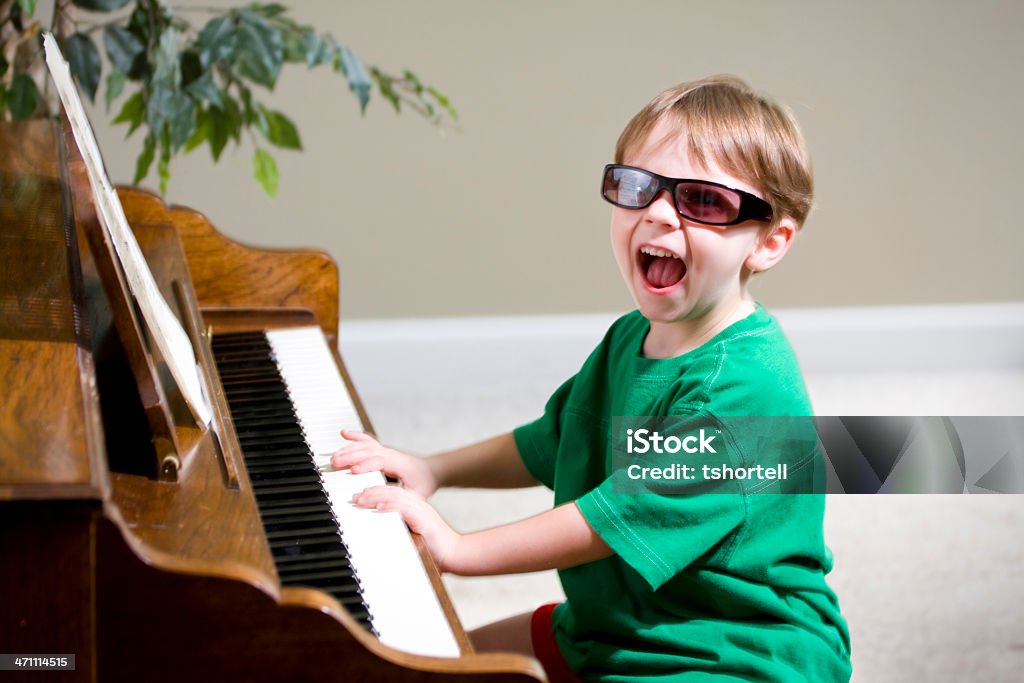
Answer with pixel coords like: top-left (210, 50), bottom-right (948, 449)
top-left (614, 75), bottom-right (813, 229)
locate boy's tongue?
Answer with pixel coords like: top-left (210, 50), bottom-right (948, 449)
top-left (646, 255), bottom-right (685, 289)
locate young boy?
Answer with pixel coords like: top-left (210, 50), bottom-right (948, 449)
top-left (333, 75), bottom-right (852, 681)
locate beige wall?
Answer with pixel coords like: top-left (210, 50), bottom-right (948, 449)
top-left (87, 0), bottom-right (1024, 319)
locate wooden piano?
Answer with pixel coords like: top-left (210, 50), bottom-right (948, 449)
top-left (0, 121), bottom-right (544, 682)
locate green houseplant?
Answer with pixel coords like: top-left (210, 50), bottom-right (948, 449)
top-left (0, 0), bottom-right (456, 195)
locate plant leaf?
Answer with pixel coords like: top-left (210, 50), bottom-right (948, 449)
top-left (17, 1), bottom-right (36, 17)
top-left (206, 106), bottom-right (230, 160)
top-left (113, 91), bottom-right (145, 135)
top-left (336, 46), bottom-right (370, 112)
top-left (185, 71), bottom-right (224, 109)
top-left (309, 32), bottom-right (334, 66)
top-left (158, 129), bottom-right (172, 195)
top-left (73, 0), bottom-right (131, 11)
top-left (427, 86), bottom-right (458, 121)
top-left (222, 96), bottom-right (243, 143)
top-left (370, 67), bottom-right (400, 113)
top-left (281, 24), bottom-right (318, 64)
top-left (103, 25), bottom-right (145, 77)
top-left (185, 107), bottom-right (207, 152)
top-left (234, 11), bottom-right (284, 88)
top-left (247, 3), bottom-right (288, 18)
top-left (196, 15), bottom-right (237, 68)
top-left (105, 70), bottom-right (125, 112)
top-left (257, 105), bottom-right (301, 150)
top-left (64, 33), bottom-right (102, 102)
top-left (134, 133), bottom-right (156, 184)
top-left (180, 49), bottom-right (202, 87)
top-left (237, 84), bottom-right (256, 124)
top-left (253, 148), bottom-right (278, 197)
top-left (147, 29), bottom-right (183, 137)
top-left (166, 95), bottom-right (197, 153)
top-left (8, 74), bottom-right (39, 120)
top-left (151, 28), bottom-right (180, 87)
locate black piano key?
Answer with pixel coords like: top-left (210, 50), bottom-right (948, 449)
top-left (272, 548), bottom-right (350, 565)
top-left (281, 567), bottom-right (355, 583)
top-left (264, 516), bottom-right (339, 532)
top-left (293, 576), bottom-right (364, 596)
top-left (235, 433), bottom-right (308, 447)
top-left (220, 377), bottom-right (290, 392)
top-left (221, 392), bottom-right (294, 407)
top-left (212, 331), bottom-right (375, 633)
top-left (276, 558), bottom-right (355, 576)
top-left (273, 537), bottom-right (350, 555)
top-left (215, 359), bottom-right (277, 372)
top-left (245, 458), bottom-right (319, 473)
top-left (328, 594), bottom-right (370, 610)
top-left (254, 489), bottom-right (330, 507)
top-left (223, 386), bottom-right (293, 401)
top-left (228, 405), bottom-right (299, 420)
top-left (248, 473), bottom-right (319, 489)
top-left (211, 337), bottom-right (272, 350)
top-left (240, 439), bottom-right (312, 454)
top-left (251, 479), bottom-right (323, 493)
top-left (243, 448), bottom-right (317, 463)
top-left (217, 366), bottom-right (277, 378)
top-left (232, 416), bottom-right (305, 431)
top-left (265, 524), bottom-right (339, 541)
top-left (257, 503), bottom-right (335, 519)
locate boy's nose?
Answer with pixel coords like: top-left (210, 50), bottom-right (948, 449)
top-left (642, 188), bottom-right (681, 229)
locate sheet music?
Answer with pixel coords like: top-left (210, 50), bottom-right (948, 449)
top-left (43, 33), bottom-right (212, 426)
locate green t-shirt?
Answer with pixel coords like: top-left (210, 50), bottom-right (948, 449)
top-left (513, 306), bottom-right (852, 681)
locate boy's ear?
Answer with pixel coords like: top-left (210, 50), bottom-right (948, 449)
top-left (745, 218), bottom-right (797, 273)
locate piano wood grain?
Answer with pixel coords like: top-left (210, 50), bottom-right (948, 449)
top-left (118, 187), bottom-right (342, 347)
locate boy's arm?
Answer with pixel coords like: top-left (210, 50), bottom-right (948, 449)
top-left (429, 432), bottom-right (537, 489)
top-left (331, 430), bottom-right (536, 498)
top-left (352, 485), bottom-right (612, 575)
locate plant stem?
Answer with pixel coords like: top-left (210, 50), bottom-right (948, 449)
top-left (52, 0), bottom-right (74, 42)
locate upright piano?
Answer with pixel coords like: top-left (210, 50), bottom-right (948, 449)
top-left (0, 121), bottom-right (544, 682)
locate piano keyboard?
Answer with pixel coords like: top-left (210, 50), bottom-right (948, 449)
top-left (211, 326), bottom-right (461, 659)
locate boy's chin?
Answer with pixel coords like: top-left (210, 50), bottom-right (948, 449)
top-left (633, 299), bottom-right (692, 325)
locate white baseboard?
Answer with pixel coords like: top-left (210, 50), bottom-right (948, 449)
top-left (338, 304), bottom-right (1024, 391)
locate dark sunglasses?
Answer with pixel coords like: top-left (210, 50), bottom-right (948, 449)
top-left (601, 164), bottom-right (773, 226)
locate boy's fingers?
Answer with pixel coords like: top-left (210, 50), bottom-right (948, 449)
top-left (352, 484), bottom-right (399, 508)
top-left (340, 429), bottom-right (377, 444)
top-left (330, 449), bottom-right (372, 468)
top-left (349, 456), bottom-right (389, 475)
top-left (356, 487), bottom-right (430, 530)
top-left (330, 442), bottom-right (388, 467)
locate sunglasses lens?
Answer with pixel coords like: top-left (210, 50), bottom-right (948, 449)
top-left (675, 182), bottom-right (741, 224)
top-left (604, 167), bottom-right (658, 208)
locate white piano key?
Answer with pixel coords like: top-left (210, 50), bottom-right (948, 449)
top-left (321, 470), bottom-right (462, 659)
top-left (265, 327), bottom-right (460, 659)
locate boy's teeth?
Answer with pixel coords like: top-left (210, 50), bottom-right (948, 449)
top-left (640, 246), bottom-right (679, 259)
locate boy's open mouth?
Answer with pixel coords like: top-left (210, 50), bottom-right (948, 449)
top-left (639, 246), bottom-right (686, 290)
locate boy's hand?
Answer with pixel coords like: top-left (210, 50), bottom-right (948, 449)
top-left (330, 430), bottom-right (440, 498)
top-left (352, 485), bottom-right (460, 573)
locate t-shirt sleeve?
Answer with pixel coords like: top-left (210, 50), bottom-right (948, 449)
top-left (575, 412), bottom-right (747, 591)
top-left (575, 478), bottom-right (744, 591)
top-left (513, 374), bottom-right (576, 490)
